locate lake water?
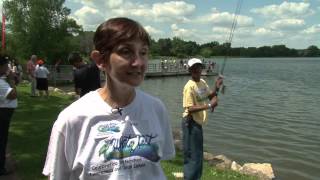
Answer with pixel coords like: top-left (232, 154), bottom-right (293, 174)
top-left (140, 58), bottom-right (320, 180)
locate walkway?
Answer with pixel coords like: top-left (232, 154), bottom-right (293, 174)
top-left (47, 60), bottom-right (220, 84)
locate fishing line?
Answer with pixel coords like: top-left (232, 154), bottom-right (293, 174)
top-left (219, 0), bottom-right (243, 94)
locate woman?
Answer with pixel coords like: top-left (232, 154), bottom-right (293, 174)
top-left (34, 60), bottom-right (50, 97)
top-left (43, 17), bottom-right (175, 180)
top-left (11, 59), bottom-right (23, 85)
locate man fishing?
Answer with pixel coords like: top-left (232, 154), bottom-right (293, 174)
top-left (182, 58), bottom-right (223, 180)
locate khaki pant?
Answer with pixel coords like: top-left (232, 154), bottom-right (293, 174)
top-left (28, 75), bottom-right (36, 96)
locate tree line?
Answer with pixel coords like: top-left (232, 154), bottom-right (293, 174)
top-left (1, 0), bottom-right (319, 65)
top-left (149, 38), bottom-right (320, 58)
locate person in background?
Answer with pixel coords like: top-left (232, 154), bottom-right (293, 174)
top-left (182, 58), bottom-right (223, 180)
top-left (68, 52), bottom-right (101, 97)
top-left (43, 17), bottom-right (175, 180)
top-left (54, 59), bottom-right (62, 78)
top-left (0, 54), bottom-right (18, 176)
top-left (34, 59), bottom-right (50, 97)
top-left (11, 59), bottom-right (23, 85)
top-left (26, 54), bottom-right (37, 96)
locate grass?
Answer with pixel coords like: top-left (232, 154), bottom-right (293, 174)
top-left (10, 83), bottom-right (73, 180)
top-left (9, 83), bottom-right (257, 180)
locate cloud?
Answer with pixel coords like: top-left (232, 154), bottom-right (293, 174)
top-left (107, 0), bottom-right (123, 8)
top-left (144, 25), bottom-right (163, 35)
top-left (73, 6), bottom-right (105, 30)
top-left (110, 4), bottom-right (149, 17)
top-left (251, 2), bottom-right (314, 19)
top-left (77, 1), bottom-right (195, 24)
top-left (70, 0), bottom-right (130, 18)
top-left (211, 27), bottom-right (230, 34)
top-left (70, 0), bottom-right (109, 6)
top-left (302, 24), bottom-right (320, 34)
top-left (253, 28), bottom-right (283, 38)
top-left (197, 10), bottom-right (254, 28)
top-left (210, 27), bottom-right (246, 41)
top-left (152, 1), bottom-right (195, 17)
top-left (71, 0), bottom-right (109, 8)
top-left (233, 27), bottom-right (256, 39)
top-left (125, 1), bottom-right (196, 23)
top-left (209, 26), bottom-right (286, 46)
top-left (171, 24), bottom-right (197, 39)
top-left (270, 19), bottom-right (305, 30)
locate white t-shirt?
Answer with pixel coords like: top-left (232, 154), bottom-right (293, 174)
top-left (43, 89), bottom-right (175, 180)
top-left (35, 66), bottom-right (50, 78)
top-left (0, 76), bottom-right (18, 108)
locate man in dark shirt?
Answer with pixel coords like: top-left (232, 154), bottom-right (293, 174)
top-left (68, 52), bottom-right (101, 97)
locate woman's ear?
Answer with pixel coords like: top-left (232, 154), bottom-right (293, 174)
top-left (91, 50), bottom-right (106, 71)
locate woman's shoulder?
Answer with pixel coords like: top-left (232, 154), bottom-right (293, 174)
top-left (69, 91), bottom-right (101, 108)
top-left (52, 91), bottom-right (104, 133)
top-left (57, 91), bottom-right (102, 121)
top-left (136, 89), bottom-right (164, 105)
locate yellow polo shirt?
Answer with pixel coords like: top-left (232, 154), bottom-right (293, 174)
top-left (182, 79), bottom-right (210, 125)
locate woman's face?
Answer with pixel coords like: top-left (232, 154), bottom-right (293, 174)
top-left (105, 39), bottom-right (149, 87)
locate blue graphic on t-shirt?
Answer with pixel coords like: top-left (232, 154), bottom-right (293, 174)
top-left (99, 134), bottom-right (160, 162)
top-left (98, 123), bottom-right (120, 133)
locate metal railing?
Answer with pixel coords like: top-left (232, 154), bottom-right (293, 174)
top-left (45, 61), bottom-right (219, 85)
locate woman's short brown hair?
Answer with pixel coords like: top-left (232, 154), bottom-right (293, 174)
top-left (93, 17), bottom-right (150, 57)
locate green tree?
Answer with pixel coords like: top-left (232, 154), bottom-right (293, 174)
top-left (199, 47), bottom-right (212, 58)
top-left (257, 46), bottom-right (273, 57)
top-left (171, 37), bottom-right (184, 57)
top-left (75, 31), bottom-right (95, 56)
top-left (200, 41), bottom-right (219, 56)
top-left (184, 41), bottom-right (199, 56)
top-left (305, 45), bottom-right (320, 57)
top-left (271, 45), bottom-right (290, 57)
top-left (3, 0), bottom-right (82, 63)
top-left (170, 37), bottom-right (199, 57)
top-left (157, 38), bottom-right (172, 56)
top-left (200, 41), bottom-right (219, 49)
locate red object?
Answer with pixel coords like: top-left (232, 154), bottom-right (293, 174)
top-left (2, 12), bottom-right (5, 51)
top-left (37, 59), bottom-right (44, 65)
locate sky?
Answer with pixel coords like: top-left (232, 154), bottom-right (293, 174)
top-left (2, 0), bottom-right (320, 49)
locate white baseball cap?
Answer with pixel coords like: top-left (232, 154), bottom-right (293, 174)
top-left (188, 58), bottom-right (202, 68)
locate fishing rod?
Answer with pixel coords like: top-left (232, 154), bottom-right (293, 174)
top-left (219, 0), bottom-right (243, 94)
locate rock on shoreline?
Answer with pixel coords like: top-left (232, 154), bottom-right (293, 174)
top-left (173, 128), bottom-right (275, 180)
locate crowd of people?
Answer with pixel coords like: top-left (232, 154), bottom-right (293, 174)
top-left (1, 17), bottom-right (224, 180)
top-left (160, 58), bottom-right (216, 74)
